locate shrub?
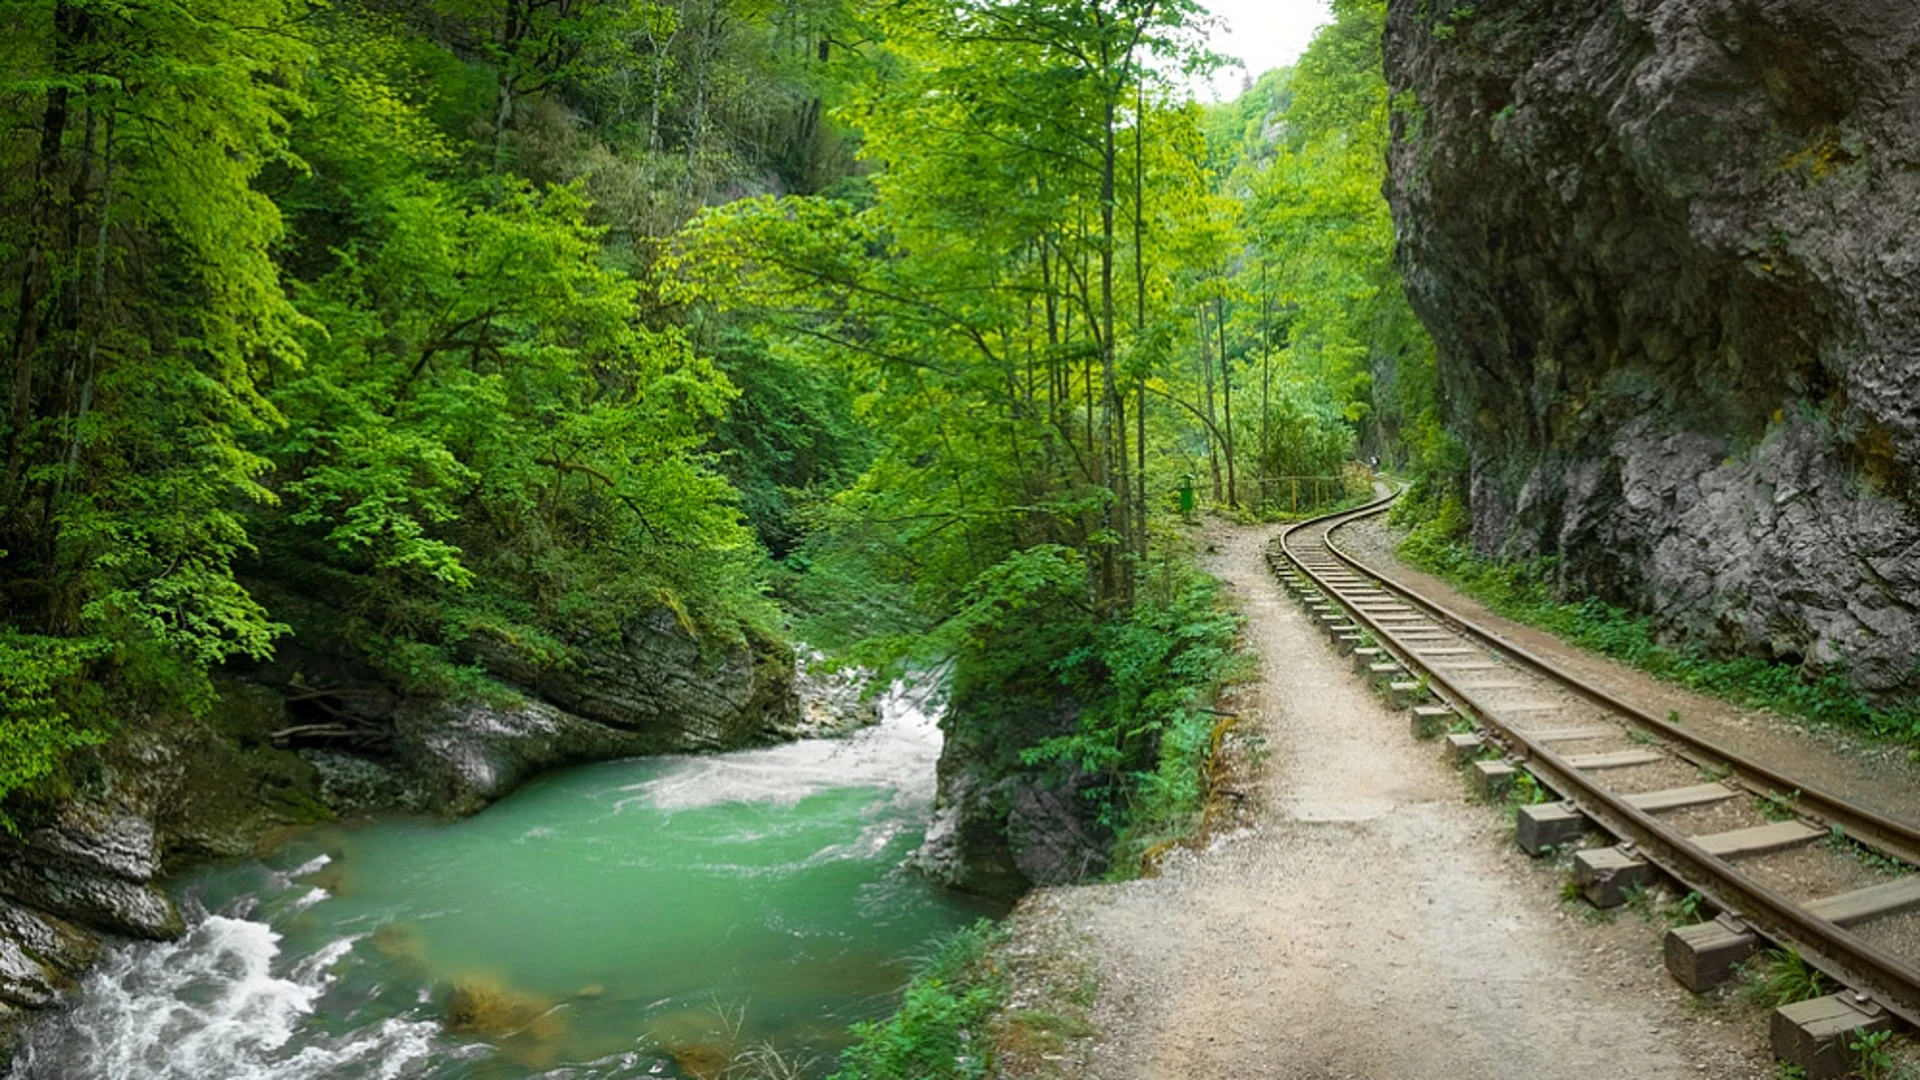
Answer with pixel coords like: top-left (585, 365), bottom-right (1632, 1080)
top-left (829, 922), bottom-right (1006, 1080)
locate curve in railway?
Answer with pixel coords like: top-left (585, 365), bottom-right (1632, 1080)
top-left (1270, 486), bottom-right (1920, 1032)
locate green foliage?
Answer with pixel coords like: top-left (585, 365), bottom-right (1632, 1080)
top-left (0, 0), bottom-right (880, 790)
top-left (666, 2), bottom-right (1270, 889)
top-left (1215, 0), bottom-right (1437, 476)
top-left (0, 632), bottom-right (112, 830)
top-left (926, 548), bottom-right (1249, 870)
top-left (1848, 1029), bottom-right (1900, 1080)
top-left (1758, 790), bottom-right (1802, 822)
top-left (274, 124), bottom-right (770, 678)
top-left (829, 921), bottom-right (1007, 1080)
top-left (1396, 507), bottom-right (1920, 745)
top-left (0, 0), bottom-right (311, 796)
top-left (1501, 768), bottom-right (1548, 818)
top-left (1743, 949), bottom-right (1833, 1009)
top-left (705, 329), bottom-right (874, 557)
top-left (1048, 560), bottom-right (1251, 864)
top-left (1664, 891), bottom-right (1707, 926)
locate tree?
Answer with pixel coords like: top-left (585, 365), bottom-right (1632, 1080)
top-left (0, 0), bottom-right (308, 685)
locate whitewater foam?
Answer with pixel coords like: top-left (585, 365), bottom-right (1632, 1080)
top-left (626, 675), bottom-right (945, 813)
top-left (9, 916), bottom-right (442, 1080)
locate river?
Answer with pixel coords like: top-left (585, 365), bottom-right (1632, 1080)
top-left (7, 678), bottom-right (993, 1079)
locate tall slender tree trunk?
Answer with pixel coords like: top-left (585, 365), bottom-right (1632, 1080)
top-left (1199, 306), bottom-right (1221, 502)
top-left (65, 107), bottom-right (113, 493)
top-left (1216, 295), bottom-right (1236, 509)
top-left (492, 0), bottom-right (528, 176)
top-left (1259, 262), bottom-right (1272, 483)
top-left (1132, 78), bottom-right (1149, 561)
top-left (1100, 91), bottom-right (1127, 609)
top-left (645, 22), bottom-right (677, 152)
top-left (5, 2), bottom-right (87, 512)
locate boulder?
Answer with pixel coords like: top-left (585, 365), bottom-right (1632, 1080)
top-left (792, 650), bottom-right (882, 738)
top-left (0, 904), bottom-right (97, 1009)
top-left (0, 857), bottom-right (181, 943)
top-left (913, 743), bottom-right (1109, 901)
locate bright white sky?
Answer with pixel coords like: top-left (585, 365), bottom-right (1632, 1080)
top-left (1190, 0), bottom-right (1334, 102)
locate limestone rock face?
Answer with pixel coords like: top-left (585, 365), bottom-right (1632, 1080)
top-left (392, 695), bottom-right (658, 816)
top-left (474, 613), bottom-right (803, 752)
top-left (912, 763), bottom-right (1110, 899)
top-left (911, 695), bottom-right (1110, 900)
top-left (0, 904), bottom-right (98, 1010)
top-left (0, 865), bottom-right (179, 944)
top-left (1384, 0), bottom-right (1920, 695)
top-left (394, 614), bottom-right (806, 815)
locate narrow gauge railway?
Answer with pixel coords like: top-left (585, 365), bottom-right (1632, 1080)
top-left (1272, 488), bottom-right (1920, 1071)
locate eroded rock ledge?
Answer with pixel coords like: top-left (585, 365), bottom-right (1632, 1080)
top-left (1384, 0), bottom-right (1920, 695)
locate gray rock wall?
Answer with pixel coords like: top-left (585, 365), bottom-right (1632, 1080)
top-left (471, 612), bottom-right (802, 754)
top-left (910, 690), bottom-right (1110, 900)
top-left (1384, 0), bottom-right (1920, 695)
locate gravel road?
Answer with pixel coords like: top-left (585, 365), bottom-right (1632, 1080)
top-left (991, 521), bottom-right (1776, 1080)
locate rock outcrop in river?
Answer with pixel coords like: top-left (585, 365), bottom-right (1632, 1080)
top-left (1384, 0), bottom-right (1920, 697)
top-left (912, 691), bottom-right (1111, 900)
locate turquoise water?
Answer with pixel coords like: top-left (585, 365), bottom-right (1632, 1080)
top-left (10, 685), bottom-right (993, 1079)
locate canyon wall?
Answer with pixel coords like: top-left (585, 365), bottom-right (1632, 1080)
top-left (1384, 0), bottom-right (1920, 695)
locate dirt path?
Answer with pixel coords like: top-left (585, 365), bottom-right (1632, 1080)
top-left (994, 522), bottom-right (1771, 1080)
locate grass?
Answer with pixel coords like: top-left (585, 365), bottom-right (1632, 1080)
top-left (1557, 877), bottom-right (1613, 925)
top-left (1739, 948), bottom-right (1833, 1009)
top-left (1825, 826), bottom-right (1912, 877)
top-left (1698, 761), bottom-right (1734, 784)
top-left (1395, 505), bottom-right (1920, 746)
top-left (1757, 789), bottom-right (1802, 822)
top-left (1501, 768), bottom-right (1550, 820)
top-left (827, 921), bottom-right (1008, 1080)
top-left (1000, 1008), bottom-right (1097, 1057)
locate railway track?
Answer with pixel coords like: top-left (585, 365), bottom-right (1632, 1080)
top-left (1269, 487), bottom-right (1920, 1066)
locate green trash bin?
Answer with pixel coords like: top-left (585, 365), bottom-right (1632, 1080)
top-left (1179, 475), bottom-right (1195, 517)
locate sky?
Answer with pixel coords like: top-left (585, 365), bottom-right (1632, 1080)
top-left (1191, 0), bottom-right (1333, 103)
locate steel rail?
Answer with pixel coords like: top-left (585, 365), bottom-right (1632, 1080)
top-left (1317, 498), bottom-right (1920, 868)
top-left (1276, 490), bottom-right (1920, 1027)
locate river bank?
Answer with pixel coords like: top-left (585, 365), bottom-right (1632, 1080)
top-left (0, 619), bottom-right (868, 1069)
top-left (5, 678), bottom-right (984, 1079)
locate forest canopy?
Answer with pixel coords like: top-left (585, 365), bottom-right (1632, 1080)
top-left (0, 0), bottom-right (1425, 839)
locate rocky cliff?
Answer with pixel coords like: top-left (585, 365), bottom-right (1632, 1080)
top-left (911, 690), bottom-right (1111, 900)
top-left (1383, 0), bottom-right (1920, 697)
top-left (0, 614), bottom-right (823, 1055)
